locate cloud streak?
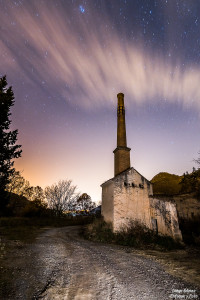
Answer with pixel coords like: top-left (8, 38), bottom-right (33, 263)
top-left (1, 1), bottom-right (200, 112)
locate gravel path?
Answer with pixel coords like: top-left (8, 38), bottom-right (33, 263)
top-left (2, 226), bottom-right (200, 300)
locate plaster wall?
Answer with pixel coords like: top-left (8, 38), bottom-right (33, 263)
top-left (150, 198), bottom-right (182, 240)
top-left (112, 168), bottom-right (153, 231)
top-left (101, 181), bottom-right (114, 224)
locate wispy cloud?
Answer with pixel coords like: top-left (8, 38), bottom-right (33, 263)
top-left (1, 1), bottom-right (200, 112)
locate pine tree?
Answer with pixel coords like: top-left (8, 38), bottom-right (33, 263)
top-left (0, 75), bottom-right (22, 210)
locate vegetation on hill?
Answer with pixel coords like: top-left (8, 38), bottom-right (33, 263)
top-left (180, 169), bottom-right (200, 198)
top-left (151, 169), bottom-right (200, 198)
top-left (2, 170), bottom-right (47, 217)
top-left (151, 172), bottom-right (182, 195)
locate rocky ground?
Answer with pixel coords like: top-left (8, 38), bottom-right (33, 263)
top-left (0, 226), bottom-right (199, 300)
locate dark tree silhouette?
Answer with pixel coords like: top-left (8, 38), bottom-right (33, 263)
top-left (45, 179), bottom-right (79, 216)
top-left (0, 76), bottom-right (22, 211)
top-left (6, 170), bottom-right (45, 202)
top-left (194, 151), bottom-right (200, 166)
top-left (77, 193), bottom-right (96, 211)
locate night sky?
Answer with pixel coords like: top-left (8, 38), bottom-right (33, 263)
top-left (1, 0), bottom-right (200, 202)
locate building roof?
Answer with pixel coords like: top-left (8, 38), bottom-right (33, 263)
top-left (101, 167), bottom-right (151, 187)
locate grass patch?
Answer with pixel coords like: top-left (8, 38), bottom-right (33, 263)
top-left (141, 247), bottom-right (200, 288)
top-left (83, 218), bottom-right (183, 251)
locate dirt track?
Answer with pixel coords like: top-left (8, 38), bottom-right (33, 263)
top-left (1, 226), bottom-right (200, 299)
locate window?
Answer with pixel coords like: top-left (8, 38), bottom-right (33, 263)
top-left (151, 218), bottom-right (158, 234)
top-left (118, 106), bottom-right (124, 115)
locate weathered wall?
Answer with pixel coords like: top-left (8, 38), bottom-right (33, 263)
top-left (153, 193), bottom-right (200, 220)
top-left (101, 180), bottom-right (114, 224)
top-left (102, 168), bottom-right (182, 240)
top-left (101, 168), bottom-right (182, 240)
top-left (112, 168), bottom-right (153, 231)
top-left (173, 193), bottom-right (200, 219)
top-left (150, 198), bottom-right (182, 240)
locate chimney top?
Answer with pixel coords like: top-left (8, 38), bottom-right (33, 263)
top-left (117, 93), bottom-right (124, 98)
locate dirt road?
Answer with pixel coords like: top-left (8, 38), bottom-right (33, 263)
top-left (1, 226), bottom-right (200, 299)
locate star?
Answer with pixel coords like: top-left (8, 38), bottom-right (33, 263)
top-left (0, 0), bottom-right (200, 204)
top-left (79, 5), bottom-right (85, 14)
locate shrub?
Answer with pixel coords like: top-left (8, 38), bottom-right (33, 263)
top-left (83, 218), bottom-right (114, 242)
top-left (179, 216), bottom-right (200, 246)
top-left (83, 218), bottom-right (183, 250)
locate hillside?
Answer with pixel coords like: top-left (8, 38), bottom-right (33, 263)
top-left (151, 172), bottom-right (183, 196)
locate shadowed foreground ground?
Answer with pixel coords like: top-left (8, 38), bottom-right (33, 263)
top-left (0, 226), bottom-right (200, 299)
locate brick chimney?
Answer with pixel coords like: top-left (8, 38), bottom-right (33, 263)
top-left (113, 93), bottom-right (131, 176)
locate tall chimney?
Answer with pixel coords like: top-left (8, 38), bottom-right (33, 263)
top-left (113, 93), bottom-right (131, 176)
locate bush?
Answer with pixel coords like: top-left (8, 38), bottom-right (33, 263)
top-left (83, 218), bottom-right (183, 250)
top-left (179, 216), bottom-right (200, 246)
top-left (83, 218), bottom-right (114, 242)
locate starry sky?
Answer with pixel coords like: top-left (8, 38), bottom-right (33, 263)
top-left (1, 0), bottom-right (200, 202)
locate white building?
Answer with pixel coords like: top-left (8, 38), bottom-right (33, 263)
top-left (101, 93), bottom-right (182, 240)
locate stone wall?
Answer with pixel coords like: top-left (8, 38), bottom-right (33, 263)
top-left (150, 198), bottom-right (182, 240)
top-left (101, 180), bottom-right (114, 224)
top-left (153, 193), bottom-right (200, 220)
